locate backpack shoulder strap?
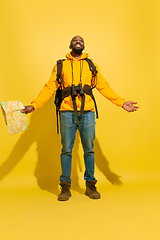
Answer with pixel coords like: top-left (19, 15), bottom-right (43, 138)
top-left (85, 58), bottom-right (98, 77)
top-left (56, 59), bottom-right (65, 84)
top-left (85, 58), bottom-right (98, 88)
top-left (55, 59), bottom-right (65, 134)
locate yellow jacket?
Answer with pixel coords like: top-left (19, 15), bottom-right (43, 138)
top-left (31, 52), bottom-right (126, 111)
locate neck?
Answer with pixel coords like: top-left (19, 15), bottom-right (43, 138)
top-left (71, 50), bottom-right (82, 60)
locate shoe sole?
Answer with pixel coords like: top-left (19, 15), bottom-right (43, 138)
top-left (58, 193), bottom-right (72, 201)
top-left (85, 191), bottom-right (101, 199)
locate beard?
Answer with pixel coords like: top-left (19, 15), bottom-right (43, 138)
top-left (72, 46), bottom-right (84, 54)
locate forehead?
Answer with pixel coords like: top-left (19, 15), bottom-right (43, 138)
top-left (71, 36), bottom-right (84, 42)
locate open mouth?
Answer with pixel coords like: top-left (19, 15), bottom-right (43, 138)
top-left (75, 44), bottom-right (82, 48)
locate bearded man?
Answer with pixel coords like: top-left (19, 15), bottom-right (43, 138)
top-left (22, 36), bottom-right (139, 201)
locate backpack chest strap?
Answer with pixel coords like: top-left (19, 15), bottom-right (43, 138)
top-left (61, 84), bottom-right (98, 118)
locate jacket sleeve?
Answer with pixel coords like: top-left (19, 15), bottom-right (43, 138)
top-left (31, 65), bottom-right (58, 110)
top-left (95, 63), bottom-right (126, 107)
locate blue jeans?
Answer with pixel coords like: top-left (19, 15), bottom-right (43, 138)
top-left (60, 111), bottom-right (96, 183)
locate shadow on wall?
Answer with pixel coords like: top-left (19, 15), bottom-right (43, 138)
top-left (0, 98), bottom-right (123, 196)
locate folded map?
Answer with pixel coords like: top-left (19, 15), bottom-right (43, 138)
top-left (0, 100), bottom-right (28, 135)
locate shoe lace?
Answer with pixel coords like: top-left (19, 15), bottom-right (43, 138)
top-left (61, 184), bottom-right (69, 193)
top-left (89, 183), bottom-right (97, 192)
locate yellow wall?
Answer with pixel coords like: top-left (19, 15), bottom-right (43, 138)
top-left (0, 0), bottom-right (159, 184)
top-left (1, 1), bottom-right (160, 240)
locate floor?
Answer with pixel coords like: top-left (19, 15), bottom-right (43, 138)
top-left (0, 173), bottom-right (159, 240)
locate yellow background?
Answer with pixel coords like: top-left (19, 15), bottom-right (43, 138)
top-left (0, 0), bottom-right (160, 239)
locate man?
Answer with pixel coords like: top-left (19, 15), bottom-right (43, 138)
top-left (22, 36), bottom-right (139, 201)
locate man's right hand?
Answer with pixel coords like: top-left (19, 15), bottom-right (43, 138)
top-left (21, 105), bottom-right (35, 114)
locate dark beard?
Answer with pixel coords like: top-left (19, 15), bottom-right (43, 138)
top-left (72, 46), bottom-right (84, 54)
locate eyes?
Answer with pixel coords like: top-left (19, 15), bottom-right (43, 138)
top-left (72, 39), bottom-right (84, 44)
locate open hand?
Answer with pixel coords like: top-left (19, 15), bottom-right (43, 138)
top-left (21, 105), bottom-right (35, 114)
top-left (122, 101), bottom-right (139, 112)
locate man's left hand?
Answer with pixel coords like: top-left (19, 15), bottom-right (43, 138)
top-left (122, 101), bottom-right (139, 112)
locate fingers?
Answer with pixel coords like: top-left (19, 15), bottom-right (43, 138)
top-left (127, 101), bottom-right (139, 112)
top-left (131, 107), bottom-right (139, 112)
top-left (21, 109), bottom-right (26, 113)
top-left (127, 106), bottom-right (139, 112)
top-left (132, 106), bottom-right (139, 111)
top-left (21, 106), bottom-right (35, 114)
top-left (21, 107), bottom-right (29, 114)
top-left (130, 101), bottom-right (138, 105)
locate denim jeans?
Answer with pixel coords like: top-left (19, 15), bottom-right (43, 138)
top-left (60, 111), bottom-right (96, 183)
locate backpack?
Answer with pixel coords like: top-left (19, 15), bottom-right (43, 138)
top-left (54, 58), bottom-right (98, 133)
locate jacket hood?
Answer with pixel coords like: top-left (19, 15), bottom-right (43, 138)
top-left (65, 52), bottom-right (89, 60)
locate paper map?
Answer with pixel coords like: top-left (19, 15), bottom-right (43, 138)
top-left (0, 100), bottom-right (28, 135)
